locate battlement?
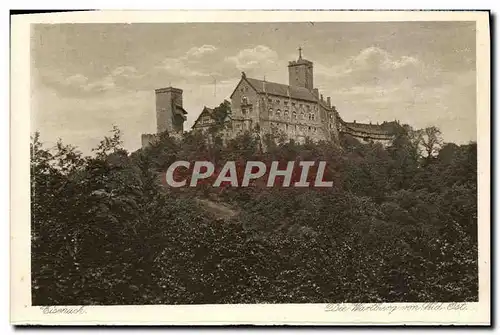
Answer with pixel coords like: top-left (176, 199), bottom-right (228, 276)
top-left (288, 58), bottom-right (313, 67)
top-left (155, 87), bottom-right (183, 94)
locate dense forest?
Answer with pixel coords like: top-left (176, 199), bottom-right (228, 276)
top-left (31, 116), bottom-right (478, 305)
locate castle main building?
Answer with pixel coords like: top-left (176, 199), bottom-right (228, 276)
top-left (142, 49), bottom-right (398, 148)
top-left (194, 48), bottom-right (339, 144)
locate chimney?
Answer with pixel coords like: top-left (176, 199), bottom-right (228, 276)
top-left (241, 71), bottom-right (246, 79)
top-left (320, 94), bottom-right (324, 101)
top-left (354, 120), bottom-right (356, 124)
top-left (326, 97), bottom-right (331, 107)
top-left (313, 88), bottom-right (319, 98)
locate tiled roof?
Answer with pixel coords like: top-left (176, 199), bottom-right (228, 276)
top-left (203, 107), bottom-right (215, 115)
top-left (245, 77), bottom-right (318, 103)
top-left (343, 121), bottom-right (398, 136)
top-left (173, 104), bottom-right (187, 120)
top-left (174, 104), bottom-right (188, 114)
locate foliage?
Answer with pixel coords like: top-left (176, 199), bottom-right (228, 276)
top-left (31, 123), bottom-right (478, 305)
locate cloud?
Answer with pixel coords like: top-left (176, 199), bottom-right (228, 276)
top-left (63, 74), bottom-right (88, 86)
top-left (154, 44), bottom-right (224, 82)
top-left (225, 45), bottom-right (279, 71)
top-left (40, 44), bottom-right (281, 98)
top-left (111, 66), bottom-right (139, 77)
top-left (33, 84), bottom-right (154, 153)
top-left (344, 47), bottom-right (420, 73)
top-left (33, 39), bottom-right (476, 154)
top-left (311, 47), bottom-right (476, 145)
top-left (38, 64), bottom-right (148, 96)
top-left (39, 69), bottom-right (116, 95)
top-left (315, 47), bottom-right (423, 88)
top-left (186, 44), bottom-right (217, 58)
top-left (83, 75), bottom-right (116, 92)
top-left (156, 58), bottom-right (212, 78)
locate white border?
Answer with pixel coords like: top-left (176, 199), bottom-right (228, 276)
top-left (10, 10), bottom-right (491, 325)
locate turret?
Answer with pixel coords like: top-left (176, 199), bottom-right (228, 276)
top-left (288, 47), bottom-right (314, 90)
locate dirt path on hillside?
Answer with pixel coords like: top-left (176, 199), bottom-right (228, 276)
top-left (195, 198), bottom-right (239, 220)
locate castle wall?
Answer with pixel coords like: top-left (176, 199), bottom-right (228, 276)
top-left (258, 93), bottom-right (326, 143)
top-left (230, 79), bottom-right (261, 134)
top-left (141, 133), bottom-right (158, 148)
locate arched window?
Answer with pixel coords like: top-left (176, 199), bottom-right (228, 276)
top-left (276, 109), bottom-right (281, 117)
top-left (292, 111), bottom-right (297, 119)
top-left (242, 96), bottom-right (248, 105)
top-left (284, 110), bottom-right (289, 118)
top-left (269, 108), bottom-right (273, 116)
top-left (300, 112), bottom-right (304, 120)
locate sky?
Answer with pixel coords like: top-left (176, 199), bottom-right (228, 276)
top-left (31, 22), bottom-right (476, 154)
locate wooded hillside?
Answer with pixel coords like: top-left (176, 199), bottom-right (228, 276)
top-left (31, 124), bottom-right (478, 304)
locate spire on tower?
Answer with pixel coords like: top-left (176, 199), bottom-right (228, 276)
top-left (298, 46), bottom-right (303, 60)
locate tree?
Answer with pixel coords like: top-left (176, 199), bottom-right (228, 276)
top-left (212, 99), bottom-right (231, 127)
top-left (421, 126), bottom-right (443, 159)
top-left (31, 120), bottom-right (478, 305)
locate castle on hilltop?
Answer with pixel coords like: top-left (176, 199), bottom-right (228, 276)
top-left (142, 49), bottom-right (399, 148)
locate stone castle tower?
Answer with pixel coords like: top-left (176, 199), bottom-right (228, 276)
top-left (155, 87), bottom-right (187, 134)
top-left (141, 86), bottom-right (187, 148)
top-left (288, 47), bottom-right (314, 90)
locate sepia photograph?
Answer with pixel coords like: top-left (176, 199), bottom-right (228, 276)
top-left (10, 10), bottom-right (490, 325)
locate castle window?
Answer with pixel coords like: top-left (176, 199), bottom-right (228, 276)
top-left (292, 111), bottom-right (297, 119)
top-left (284, 101), bottom-right (288, 106)
top-left (284, 110), bottom-right (289, 118)
top-left (242, 96), bottom-right (248, 105)
top-left (308, 114), bottom-right (312, 121)
top-left (292, 102), bottom-right (296, 107)
top-left (268, 98), bottom-right (272, 104)
top-left (269, 108), bottom-right (273, 116)
top-left (249, 107), bottom-right (253, 114)
top-left (242, 108), bottom-right (247, 115)
top-left (276, 109), bottom-right (281, 117)
top-left (300, 112), bottom-right (304, 120)
top-left (308, 126), bottom-right (311, 132)
top-left (276, 99), bottom-right (280, 104)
